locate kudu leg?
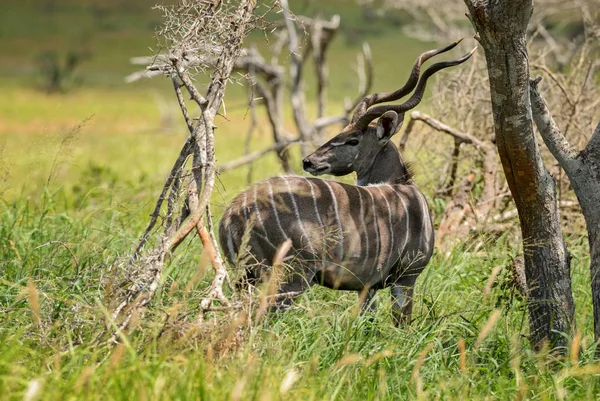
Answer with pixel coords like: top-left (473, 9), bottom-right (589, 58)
top-left (270, 271), bottom-right (314, 311)
top-left (391, 277), bottom-right (416, 326)
top-left (359, 288), bottom-right (377, 315)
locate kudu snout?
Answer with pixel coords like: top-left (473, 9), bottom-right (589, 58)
top-left (302, 157), bottom-right (314, 171)
top-left (303, 154), bottom-right (330, 175)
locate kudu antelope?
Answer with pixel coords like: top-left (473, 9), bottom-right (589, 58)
top-left (219, 40), bottom-right (475, 324)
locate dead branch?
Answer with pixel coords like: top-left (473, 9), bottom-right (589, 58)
top-left (217, 138), bottom-right (302, 173)
top-left (436, 172), bottom-right (476, 245)
top-left (234, 47), bottom-right (291, 173)
top-left (308, 15), bottom-right (341, 121)
top-left (112, 0), bottom-right (257, 340)
top-left (129, 10), bottom-right (372, 175)
top-left (281, 0), bottom-right (314, 156)
top-left (401, 110), bottom-right (501, 244)
top-left (312, 43), bottom-right (374, 132)
top-left (409, 111), bottom-right (491, 151)
top-left (133, 137), bottom-right (192, 258)
top-left (227, 12), bottom-right (372, 172)
top-left (243, 69), bottom-right (258, 183)
top-left (186, 180), bottom-right (231, 323)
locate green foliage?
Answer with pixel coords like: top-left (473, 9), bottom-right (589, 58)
top-left (0, 191), bottom-right (598, 400)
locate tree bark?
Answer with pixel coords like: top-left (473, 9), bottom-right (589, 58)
top-left (464, 0), bottom-right (574, 349)
top-left (530, 80), bottom-right (600, 348)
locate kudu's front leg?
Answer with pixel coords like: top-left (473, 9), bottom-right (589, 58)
top-left (358, 288), bottom-right (377, 315)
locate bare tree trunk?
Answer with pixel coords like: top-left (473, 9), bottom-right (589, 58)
top-left (464, 0), bottom-right (574, 349)
top-left (593, 233), bottom-right (600, 350)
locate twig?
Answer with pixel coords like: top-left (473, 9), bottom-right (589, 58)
top-left (409, 111), bottom-right (490, 150)
top-left (280, 0), bottom-right (314, 155)
top-left (133, 138), bottom-right (192, 259)
top-left (217, 138), bottom-right (302, 173)
top-left (34, 241), bottom-right (80, 273)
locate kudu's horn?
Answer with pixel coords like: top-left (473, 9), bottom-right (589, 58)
top-left (354, 45), bottom-right (478, 131)
top-left (351, 39), bottom-right (464, 124)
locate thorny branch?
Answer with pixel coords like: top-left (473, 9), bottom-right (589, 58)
top-left (128, 8), bottom-right (372, 174)
top-left (111, 0), bottom-right (257, 341)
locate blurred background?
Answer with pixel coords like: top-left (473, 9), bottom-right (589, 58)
top-left (0, 0), bottom-right (440, 211)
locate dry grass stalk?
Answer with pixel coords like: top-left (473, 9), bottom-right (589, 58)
top-left (483, 265), bottom-right (503, 297)
top-left (457, 338), bottom-right (467, 373)
top-left (570, 329), bottom-right (582, 366)
top-left (509, 335), bottom-right (527, 400)
top-left (411, 342), bottom-right (434, 399)
top-left (23, 378), bottom-right (43, 401)
top-left (231, 356), bottom-right (257, 401)
top-left (279, 369), bottom-right (299, 395)
top-left (254, 239), bottom-right (293, 322)
top-left (365, 349), bottom-right (395, 367)
top-left (474, 309), bottom-right (501, 350)
top-left (27, 278), bottom-right (41, 327)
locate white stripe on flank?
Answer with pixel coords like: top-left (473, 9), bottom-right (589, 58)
top-left (238, 190), bottom-right (278, 254)
top-left (323, 180), bottom-right (344, 257)
top-left (226, 229), bottom-right (236, 262)
top-left (388, 185), bottom-right (410, 254)
top-left (282, 177), bottom-right (314, 253)
top-left (366, 189), bottom-right (380, 270)
top-left (377, 186), bottom-right (394, 268)
top-left (304, 178), bottom-right (324, 227)
top-left (416, 190), bottom-right (431, 242)
top-left (305, 177), bottom-right (326, 257)
top-left (252, 187), bottom-right (266, 232)
top-left (267, 181), bottom-right (289, 240)
top-left (355, 186), bottom-right (369, 271)
top-left (252, 186), bottom-right (278, 250)
top-left (241, 193), bottom-right (249, 220)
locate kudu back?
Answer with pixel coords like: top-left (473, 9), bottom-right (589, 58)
top-left (219, 41), bottom-right (475, 324)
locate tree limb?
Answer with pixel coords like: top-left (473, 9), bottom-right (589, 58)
top-left (217, 138), bottom-right (302, 173)
top-left (132, 137), bottom-right (192, 259)
top-left (409, 111), bottom-right (491, 151)
top-left (529, 77), bottom-right (579, 171)
top-left (280, 0), bottom-right (314, 154)
top-left (585, 120), bottom-right (600, 157)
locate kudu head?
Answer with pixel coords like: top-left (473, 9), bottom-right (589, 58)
top-left (303, 40), bottom-right (476, 184)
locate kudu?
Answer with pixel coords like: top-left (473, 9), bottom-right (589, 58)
top-left (219, 40), bottom-right (475, 324)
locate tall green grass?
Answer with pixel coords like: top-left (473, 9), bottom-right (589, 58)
top-left (1, 188), bottom-right (599, 400)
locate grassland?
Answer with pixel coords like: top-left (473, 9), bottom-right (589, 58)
top-left (1, 1), bottom-right (599, 400)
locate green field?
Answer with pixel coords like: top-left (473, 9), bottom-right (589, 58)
top-left (1, 1), bottom-right (599, 400)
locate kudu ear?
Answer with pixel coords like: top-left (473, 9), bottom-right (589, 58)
top-left (376, 111), bottom-right (404, 142)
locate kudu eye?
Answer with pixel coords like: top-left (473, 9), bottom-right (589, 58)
top-left (346, 139), bottom-right (359, 146)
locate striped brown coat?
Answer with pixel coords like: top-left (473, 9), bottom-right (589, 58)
top-left (220, 176), bottom-right (433, 291)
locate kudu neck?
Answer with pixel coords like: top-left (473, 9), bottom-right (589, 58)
top-left (356, 141), bottom-right (413, 186)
